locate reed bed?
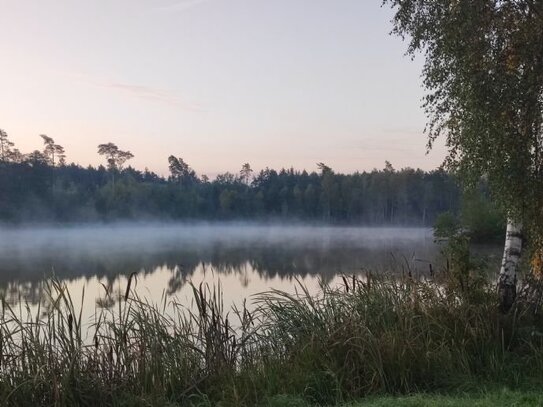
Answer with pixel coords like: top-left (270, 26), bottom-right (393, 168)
top-left (1, 265), bottom-right (543, 406)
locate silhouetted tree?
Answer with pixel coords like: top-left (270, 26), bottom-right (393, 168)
top-left (240, 163), bottom-right (253, 185)
top-left (25, 150), bottom-right (48, 166)
top-left (8, 148), bottom-right (23, 163)
top-left (40, 135), bottom-right (66, 167)
top-left (97, 143), bottom-right (134, 191)
top-left (0, 134), bottom-right (465, 224)
top-left (0, 129), bottom-right (14, 162)
top-left (168, 156), bottom-right (197, 185)
top-left (318, 163), bottom-right (335, 220)
top-left (97, 143), bottom-right (134, 171)
top-left (317, 162), bottom-right (332, 174)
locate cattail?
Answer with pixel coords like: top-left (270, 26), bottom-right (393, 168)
top-left (342, 276), bottom-right (349, 292)
top-left (201, 286), bottom-right (207, 319)
top-left (246, 309), bottom-right (254, 326)
top-left (68, 313), bottom-right (73, 336)
top-left (125, 272), bottom-right (137, 301)
top-left (108, 345), bottom-right (114, 380)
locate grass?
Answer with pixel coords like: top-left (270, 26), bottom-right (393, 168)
top-left (1, 238), bottom-right (543, 406)
top-left (264, 389), bottom-right (543, 406)
top-left (348, 391), bottom-right (543, 406)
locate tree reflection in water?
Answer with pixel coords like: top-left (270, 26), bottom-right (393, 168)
top-left (0, 229), bottom-right (442, 307)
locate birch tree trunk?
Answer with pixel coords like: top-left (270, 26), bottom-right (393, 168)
top-left (498, 220), bottom-right (523, 312)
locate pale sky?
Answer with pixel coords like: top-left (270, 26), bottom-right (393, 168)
top-left (0, 0), bottom-right (446, 177)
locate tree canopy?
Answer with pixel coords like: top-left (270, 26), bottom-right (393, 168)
top-left (384, 0), bottom-right (543, 239)
top-left (0, 130), bottom-right (462, 224)
top-left (97, 143), bottom-right (134, 171)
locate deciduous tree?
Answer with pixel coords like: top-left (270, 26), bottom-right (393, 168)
top-left (384, 0), bottom-right (543, 311)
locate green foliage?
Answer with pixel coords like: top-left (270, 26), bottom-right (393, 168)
top-left (461, 191), bottom-right (505, 242)
top-left (347, 389), bottom-right (543, 407)
top-left (433, 188), bottom-right (505, 242)
top-left (433, 212), bottom-right (460, 239)
top-left (440, 234), bottom-right (490, 305)
top-left (0, 159), bottom-right (461, 224)
top-left (0, 130), bottom-right (465, 224)
top-left (384, 0), bottom-right (543, 241)
top-left (3, 268), bottom-right (543, 406)
top-left (263, 395), bottom-right (310, 407)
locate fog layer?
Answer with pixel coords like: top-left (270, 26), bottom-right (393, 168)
top-left (0, 223), bottom-right (433, 260)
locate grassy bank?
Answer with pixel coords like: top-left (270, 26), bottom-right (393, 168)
top-left (348, 390), bottom-right (543, 406)
top-left (1, 255), bottom-right (543, 406)
top-left (266, 389), bottom-right (543, 406)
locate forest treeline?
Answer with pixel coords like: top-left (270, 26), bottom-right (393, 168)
top-left (0, 131), bottom-right (462, 224)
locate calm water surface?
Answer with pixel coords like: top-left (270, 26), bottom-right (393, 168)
top-left (0, 224), bottom-right (492, 333)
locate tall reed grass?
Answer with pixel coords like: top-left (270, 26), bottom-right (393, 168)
top-left (1, 257), bottom-right (543, 406)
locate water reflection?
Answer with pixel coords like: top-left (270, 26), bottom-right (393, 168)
top-left (0, 225), bottom-right (441, 307)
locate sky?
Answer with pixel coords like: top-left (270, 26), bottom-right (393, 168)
top-left (0, 0), bottom-right (446, 177)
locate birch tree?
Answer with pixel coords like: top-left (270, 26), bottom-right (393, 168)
top-left (384, 0), bottom-right (543, 311)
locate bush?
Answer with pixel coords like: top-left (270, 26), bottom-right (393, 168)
top-left (433, 211), bottom-right (460, 239)
top-left (461, 192), bottom-right (505, 242)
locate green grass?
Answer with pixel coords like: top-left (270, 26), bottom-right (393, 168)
top-left (348, 389), bottom-right (543, 406)
top-left (256, 389), bottom-right (543, 406)
top-left (1, 240), bottom-right (543, 406)
top-left (263, 389), bottom-right (543, 406)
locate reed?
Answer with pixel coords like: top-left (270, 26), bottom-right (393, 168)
top-left (1, 266), bottom-right (543, 406)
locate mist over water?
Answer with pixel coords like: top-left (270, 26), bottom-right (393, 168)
top-left (0, 222), bottom-right (434, 252)
top-left (0, 223), bottom-right (436, 277)
top-left (0, 223), bottom-right (441, 320)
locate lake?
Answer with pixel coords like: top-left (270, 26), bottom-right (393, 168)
top-left (0, 224), bottom-right (498, 335)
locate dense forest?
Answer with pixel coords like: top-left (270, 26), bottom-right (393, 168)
top-left (0, 131), bottom-right (463, 224)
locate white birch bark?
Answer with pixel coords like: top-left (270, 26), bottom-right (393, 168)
top-left (498, 219), bottom-right (523, 312)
